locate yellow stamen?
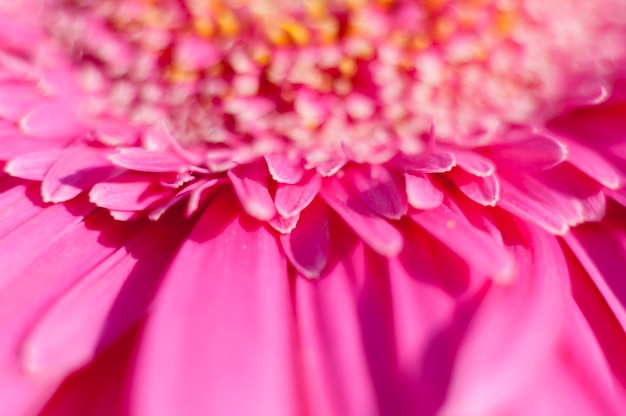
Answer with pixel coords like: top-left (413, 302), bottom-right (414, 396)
top-left (216, 10), bottom-right (239, 37)
top-left (339, 57), bottom-right (358, 77)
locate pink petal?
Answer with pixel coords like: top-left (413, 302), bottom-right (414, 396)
top-left (440, 227), bottom-right (567, 415)
top-left (42, 145), bottom-right (118, 203)
top-left (4, 148), bottom-right (66, 181)
top-left (294, 239), bottom-right (396, 415)
top-left (400, 151), bottom-right (456, 173)
top-left (410, 203), bottom-right (514, 282)
top-left (20, 101), bottom-right (85, 140)
top-left (274, 172), bottom-right (322, 218)
top-left (320, 178), bottom-right (403, 256)
top-left (269, 214), bottom-right (299, 234)
top-left (498, 178), bottom-right (569, 235)
top-left (346, 165), bottom-right (408, 220)
top-left (404, 173), bottom-right (444, 210)
top-left (133, 191), bottom-right (301, 416)
top-left (0, 180), bottom-right (46, 237)
top-left (0, 82), bottom-right (42, 120)
top-left (228, 162), bottom-right (276, 221)
top-left (280, 200), bottom-right (330, 278)
top-left (562, 138), bottom-right (622, 189)
top-left (109, 148), bottom-right (189, 173)
top-left (447, 168), bottom-right (500, 207)
top-left (89, 172), bottom-right (174, 212)
top-left (22, 209), bottom-right (193, 378)
top-left (265, 154), bottom-right (305, 184)
top-left (0, 195), bottom-right (94, 290)
top-left (453, 150), bottom-right (495, 177)
top-left (488, 133), bottom-right (567, 171)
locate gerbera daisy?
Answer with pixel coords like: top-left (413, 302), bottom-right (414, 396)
top-left (1, 0), bottom-right (626, 414)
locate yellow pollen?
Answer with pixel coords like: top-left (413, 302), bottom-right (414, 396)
top-left (166, 66), bottom-right (199, 83)
top-left (193, 18), bottom-right (215, 38)
top-left (339, 57), bottom-right (358, 77)
top-left (216, 10), bottom-right (240, 37)
top-left (495, 10), bottom-right (516, 35)
top-left (280, 21), bottom-right (311, 45)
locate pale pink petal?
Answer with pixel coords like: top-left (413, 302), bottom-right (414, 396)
top-left (0, 82), bottom-right (43, 120)
top-left (563, 138), bottom-right (623, 189)
top-left (498, 177), bottom-right (569, 234)
top-left (20, 100), bottom-right (85, 140)
top-left (274, 171), bottom-right (322, 217)
top-left (265, 154), bottom-right (305, 184)
top-left (280, 199), bottom-right (329, 278)
top-left (488, 133), bottom-right (567, 171)
top-left (320, 178), bottom-right (403, 256)
top-left (400, 151), bottom-right (456, 173)
top-left (404, 173), bottom-right (444, 210)
top-left (447, 168), bottom-right (500, 206)
top-left (453, 150), bottom-right (495, 177)
top-left (109, 148), bottom-right (189, 173)
top-left (133, 191), bottom-right (301, 416)
top-left (5, 148), bottom-right (66, 181)
top-left (42, 145), bottom-right (118, 203)
top-left (269, 213), bottom-right (299, 234)
top-left (346, 165), bottom-right (408, 220)
top-left (227, 162), bottom-right (276, 221)
top-left (89, 172), bottom-right (174, 212)
top-left (410, 203), bottom-right (514, 282)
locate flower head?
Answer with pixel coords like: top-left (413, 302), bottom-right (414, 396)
top-left (1, 0), bottom-right (626, 415)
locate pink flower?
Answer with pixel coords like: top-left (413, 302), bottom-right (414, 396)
top-left (1, 0), bottom-right (626, 414)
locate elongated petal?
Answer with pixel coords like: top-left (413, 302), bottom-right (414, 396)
top-left (320, 178), bottom-right (403, 256)
top-left (440, 226), bottom-right (567, 415)
top-left (133, 191), bottom-right (301, 416)
top-left (346, 165), bottom-right (408, 220)
top-left (280, 199), bottom-right (329, 278)
top-left (109, 148), bottom-right (189, 173)
top-left (228, 162), bottom-right (276, 221)
top-left (42, 145), bottom-right (118, 203)
top-left (410, 203), bottom-right (514, 282)
top-left (274, 172), bottom-right (322, 218)
top-left (265, 154), bottom-right (304, 184)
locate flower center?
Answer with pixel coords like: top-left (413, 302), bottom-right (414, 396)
top-left (45, 0), bottom-right (626, 168)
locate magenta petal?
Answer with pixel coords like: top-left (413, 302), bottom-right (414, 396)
top-left (404, 173), bottom-right (444, 210)
top-left (0, 180), bottom-right (47, 237)
top-left (265, 154), bottom-right (305, 184)
top-left (448, 168), bottom-right (500, 207)
top-left (280, 199), bottom-right (330, 278)
top-left (228, 162), bottom-right (276, 221)
top-left (274, 171), bottom-right (322, 217)
top-left (22, 209), bottom-right (192, 378)
top-left (42, 145), bottom-right (118, 203)
top-left (133, 192), bottom-right (301, 416)
top-left (89, 172), bottom-right (173, 212)
top-left (410, 203), bottom-right (514, 282)
top-left (109, 148), bottom-right (189, 173)
top-left (441, 227), bottom-right (566, 414)
top-left (320, 178), bottom-right (403, 256)
top-left (294, 241), bottom-right (392, 415)
top-left (346, 165), bottom-right (408, 220)
top-left (488, 133), bottom-right (567, 171)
